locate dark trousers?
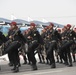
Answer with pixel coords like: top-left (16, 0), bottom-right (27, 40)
top-left (11, 50), bottom-right (19, 66)
top-left (60, 40), bottom-right (74, 65)
top-left (28, 41), bottom-right (39, 65)
top-left (8, 51), bottom-right (13, 64)
top-left (71, 44), bottom-right (76, 62)
top-left (6, 41), bottom-right (21, 67)
top-left (47, 41), bottom-right (57, 65)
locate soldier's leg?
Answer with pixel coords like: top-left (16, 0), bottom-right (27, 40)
top-left (48, 42), bottom-right (56, 68)
top-left (28, 42), bottom-right (39, 70)
top-left (22, 45), bottom-right (27, 65)
top-left (27, 53), bottom-right (31, 64)
top-left (11, 50), bottom-right (20, 73)
top-left (28, 50), bottom-right (38, 70)
top-left (55, 49), bottom-right (59, 63)
top-left (72, 46), bottom-right (76, 62)
top-left (38, 52), bottom-right (42, 63)
top-left (56, 55), bottom-right (59, 63)
top-left (64, 49), bottom-right (68, 65)
top-left (37, 48), bottom-right (42, 63)
top-left (50, 49), bottom-right (56, 68)
top-left (72, 51), bottom-right (76, 62)
top-left (60, 43), bottom-right (68, 65)
top-left (59, 52), bottom-right (63, 63)
top-left (67, 48), bottom-right (73, 67)
top-left (59, 49), bottom-right (64, 63)
top-left (23, 55), bottom-right (27, 64)
top-left (41, 46), bottom-right (46, 63)
top-left (41, 54), bottom-right (45, 63)
top-left (8, 52), bottom-right (13, 66)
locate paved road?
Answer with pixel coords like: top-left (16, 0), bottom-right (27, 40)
top-left (0, 60), bottom-right (76, 75)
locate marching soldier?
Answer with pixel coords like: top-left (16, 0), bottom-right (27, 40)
top-left (37, 29), bottom-right (46, 64)
top-left (46, 23), bottom-right (61, 68)
top-left (59, 26), bottom-right (68, 64)
top-left (71, 28), bottom-right (76, 62)
top-left (60, 24), bottom-right (76, 66)
top-left (6, 21), bottom-right (26, 73)
top-left (55, 29), bottom-right (62, 63)
top-left (23, 29), bottom-right (32, 65)
top-left (0, 31), bottom-right (7, 70)
top-left (27, 22), bottom-right (44, 70)
top-left (7, 28), bottom-right (14, 66)
top-left (43, 26), bottom-right (51, 64)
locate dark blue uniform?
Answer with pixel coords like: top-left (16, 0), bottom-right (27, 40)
top-left (46, 29), bottom-right (61, 68)
top-left (6, 29), bottom-right (26, 72)
top-left (28, 29), bottom-right (44, 70)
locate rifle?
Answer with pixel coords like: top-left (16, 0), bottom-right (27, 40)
top-left (47, 25), bottom-right (59, 39)
top-left (5, 25), bottom-right (22, 47)
top-left (52, 25), bottom-right (59, 36)
top-left (67, 25), bottom-right (75, 36)
top-left (69, 25), bottom-right (75, 33)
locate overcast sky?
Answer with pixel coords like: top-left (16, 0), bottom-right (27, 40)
top-left (0, 0), bottom-right (76, 25)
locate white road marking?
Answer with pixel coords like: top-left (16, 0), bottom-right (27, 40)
top-left (23, 70), bottom-right (63, 75)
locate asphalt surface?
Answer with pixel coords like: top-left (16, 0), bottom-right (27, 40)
top-left (0, 60), bottom-right (76, 75)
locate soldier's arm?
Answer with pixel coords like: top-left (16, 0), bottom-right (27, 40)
top-left (18, 30), bottom-right (27, 43)
top-left (36, 31), bottom-right (44, 45)
top-left (0, 31), bottom-right (7, 43)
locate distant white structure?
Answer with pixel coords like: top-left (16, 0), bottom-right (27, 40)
top-left (0, 21), bottom-right (5, 25)
top-left (11, 15), bottom-right (17, 20)
top-left (27, 17), bottom-right (33, 22)
top-left (42, 19), bottom-right (48, 23)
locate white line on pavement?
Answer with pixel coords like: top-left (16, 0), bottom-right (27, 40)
top-left (23, 70), bottom-right (63, 75)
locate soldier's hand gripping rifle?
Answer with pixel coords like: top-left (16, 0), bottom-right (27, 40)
top-left (52, 25), bottom-right (59, 36)
top-left (70, 25), bottom-right (75, 33)
top-left (47, 25), bottom-right (59, 39)
top-left (67, 25), bottom-right (75, 37)
top-left (5, 26), bottom-right (22, 47)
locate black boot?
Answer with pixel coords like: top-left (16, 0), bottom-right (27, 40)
top-left (23, 62), bottom-right (27, 65)
top-left (18, 62), bottom-right (21, 67)
top-left (56, 56), bottom-right (59, 63)
top-left (23, 56), bottom-right (27, 65)
top-left (13, 67), bottom-right (19, 73)
top-left (11, 66), bottom-right (16, 71)
top-left (46, 59), bottom-right (49, 64)
top-left (73, 54), bottom-right (75, 62)
top-left (64, 61), bottom-right (69, 66)
top-left (28, 61), bottom-right (31, 65)
top-left (13, 65), bottom-right (19, 73)
top-left (68, 64), bottom-right (73, 67)
top-left (60, 59), bottom-right (63, 64)
top-left (32, 64), bottom-right (38, 71)
top-left (56, 60), bottom-right (59, 63)
top-left (8, 62), bottom-right (13, 66)
top-left (38, 61), bottom-right (42, 64)
top-left (74, 60), bottom-right (76, 62)
top-left (42, 61), bottom-right (45, 64)
top-left (68, 63), bottom-right (73, 67)
top-left (51, 63), bottom-right (56, 68)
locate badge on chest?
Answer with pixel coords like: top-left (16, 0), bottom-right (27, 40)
top-left (34, 34), bottom-right (36, 36)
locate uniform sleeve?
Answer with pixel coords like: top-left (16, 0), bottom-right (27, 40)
top-left (0, 31), bottom-right (7, 43)
top-left (18, 30), bottom-right (27, 43)
top-left (36, 31), bottom-right (44, 45)
top-left (72, 31), bottom-right (76, 38)
top-left (55, 31), bottom-right (62, 41)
